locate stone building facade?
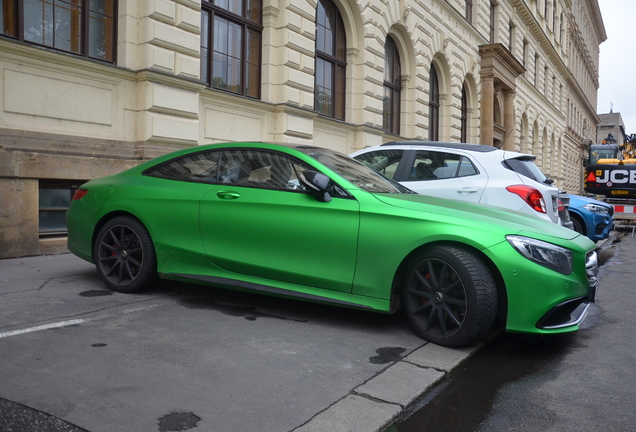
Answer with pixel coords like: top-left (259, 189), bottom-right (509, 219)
top-left (0, 0), bottom-right (605, 258)
top-left (563, 0), bottom-right (606, 192)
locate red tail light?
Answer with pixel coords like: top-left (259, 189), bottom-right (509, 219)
top-left (72, 189), bottom-right (88, 200)
top-left (506, 185), bottom-right (546, 213)
top-left (557, 199), bottom-right (565, 212)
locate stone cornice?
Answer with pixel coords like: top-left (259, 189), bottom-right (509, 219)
top-left (0, 36), bottom-right (206, 93)
top-left (511, 0), bottom-right (570, 78)
top-left (0, 37), bottom-right (133, 81)
top-left (585, 0), bottom-right (607, 42)
top-left (567, 25), bottom-right (599, 88)
top-left (479, 43), bottom-right (526, 76)
top-left (566, 73), bottom-right (600, 121)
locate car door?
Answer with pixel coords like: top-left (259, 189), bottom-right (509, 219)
top-left (398, 148), bottom-right (488, 203)
top-left (198, 148), bottom-right (360, 293)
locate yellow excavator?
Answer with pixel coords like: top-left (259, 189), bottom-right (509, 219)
top-left (588, 133), bottom-right (636, 165)
top-left (585, 134), bottom-right (636, 227)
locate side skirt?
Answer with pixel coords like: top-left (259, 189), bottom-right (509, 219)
top-left (167, 273), bottom-right (380, 311)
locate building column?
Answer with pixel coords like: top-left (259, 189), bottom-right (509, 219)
top-left (503, 89), bottom-right (516, 151)
top-left (480, 75), bottom-right (495, 146)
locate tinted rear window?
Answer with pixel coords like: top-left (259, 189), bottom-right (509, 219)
top-left (504, 158), bottom-right (547, 183)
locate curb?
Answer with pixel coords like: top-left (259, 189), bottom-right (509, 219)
top-left (293, 342), bottom-right (484, 432)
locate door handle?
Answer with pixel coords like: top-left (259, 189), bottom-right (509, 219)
top-left (457, 187), bottom-right (477, 194)
top-left (217, 191), bottom-right (241, 199)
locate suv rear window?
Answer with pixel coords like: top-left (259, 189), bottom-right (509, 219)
top-left (504, 158), bottom-right (548, 183)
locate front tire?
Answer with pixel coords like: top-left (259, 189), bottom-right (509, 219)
top-left (571, 214), bottom-right (585, 236)
top-left (402, 245), bottom-right (497, 347)
top-left (94, 216), bottom-right (157, 293)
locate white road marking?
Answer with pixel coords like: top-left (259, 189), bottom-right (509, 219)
top-left (0, 319), bottom-right (89, 339)
top-left (123, 304), bottom-right (160, 314)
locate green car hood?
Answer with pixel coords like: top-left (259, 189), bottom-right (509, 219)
top-left (372, 193), bottom-right (581, 241)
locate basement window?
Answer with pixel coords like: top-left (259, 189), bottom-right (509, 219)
top-left (38, 180), bottom-right (83, 238)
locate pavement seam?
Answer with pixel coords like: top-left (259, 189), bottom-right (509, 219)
top-left (350, 391), bottom-right (405, 408)
top-left (400, 358), bottom-right (451, 374)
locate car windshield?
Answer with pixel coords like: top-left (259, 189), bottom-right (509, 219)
top-left (296, 147), bottom-right (412, 194)
top-left (504, 157), bottom-right (549, 184)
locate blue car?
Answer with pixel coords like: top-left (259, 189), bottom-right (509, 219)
top-left (567, 194), bottom-right (614, 242)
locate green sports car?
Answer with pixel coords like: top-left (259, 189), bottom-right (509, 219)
top-left (67, 142), bottom-right (599, 347)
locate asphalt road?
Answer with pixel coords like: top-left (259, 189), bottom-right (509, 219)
top-left (0, 253), bottom-right (443, 432)
top-left (2, 234), bottom-right (621, 432)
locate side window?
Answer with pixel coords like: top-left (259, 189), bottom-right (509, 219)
top-left (457, 156), bottom-right (478, 177)
top-left (406, 151), bottom-right (436, 181)
top-left (218, 149), bottom-right (313, 191)
top-left (146, 151), bottom-right (220, 183)
top-left (354, 150), bottom-right (404, 180)
top-left (1, 0), bottom-right (116, 63)
top-left (406, 151), bottom-right (477, 181)
top-left (201, 0), bottom-right (263, 98)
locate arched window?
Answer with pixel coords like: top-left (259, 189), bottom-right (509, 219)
top-left (383, 36), bottom-right (401, 135)
top-left (428, 65), bottom-right (440, 141)
top-left (315, 0), bottom-right (346, 120)
top-left (461, 85), bottom-right (468, 143)
top-left (201, 0), bottom-right (263, 98)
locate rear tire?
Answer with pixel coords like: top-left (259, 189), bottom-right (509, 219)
top-left (94, 216), bottom-right (157, 293)
top-left (402, 245), bottom-right (497, 347)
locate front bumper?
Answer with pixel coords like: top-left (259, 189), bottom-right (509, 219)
top-left (573, 209), bottom-right (613, 242)
top-left (592, 217), bottom-right (613, 241)
top-left (536, 284), bottom-right (597, 329)
top-left (485, 239), bottom-right (599, 335)
top-left (536, 249), bottom-right (599, 330)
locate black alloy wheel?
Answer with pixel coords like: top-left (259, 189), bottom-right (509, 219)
top-left (402, 245), bottom-right (497, 347)
top-left (94, 216), bottom-right (157, 293)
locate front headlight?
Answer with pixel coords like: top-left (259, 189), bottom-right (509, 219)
top-left (506, 235), bottom-right (573, 275)
top-left (582, 203), bottom-right (609, 214)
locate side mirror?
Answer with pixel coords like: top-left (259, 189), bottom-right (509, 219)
top-left (298, 171), bottom-right (332, 202)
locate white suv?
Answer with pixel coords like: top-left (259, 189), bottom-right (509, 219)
top-left (351, 141), bottom-right (566, 226)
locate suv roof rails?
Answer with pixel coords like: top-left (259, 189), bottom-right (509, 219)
top-left (381, 141), bottom-right (498, 153)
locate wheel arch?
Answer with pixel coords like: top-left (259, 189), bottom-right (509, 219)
top-left (390, 240), bottom-right (508, 324)
top-left (568, 211), bottom-right (586, 234)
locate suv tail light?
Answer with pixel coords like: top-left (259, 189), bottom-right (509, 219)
top-left (557, 199), bottom-right (565, 212)
top-left (506, 185), bottom-right (547, 213)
